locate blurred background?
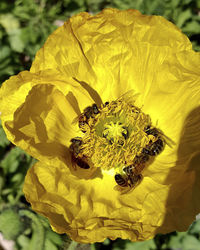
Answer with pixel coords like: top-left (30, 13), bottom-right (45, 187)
top-left (0, 0), bottom-right (200, 249)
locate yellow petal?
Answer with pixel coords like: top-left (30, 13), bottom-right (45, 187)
top-left (23, 155), bottom-right (200, 243)
top-left (0, 69), bottom-right (98, 164)
top-left (4, 83), bottom-right (77, 165)
top-left (140, 50), bottom-right (200, 184)
top-left (30, 8), bottom-right (191, 102)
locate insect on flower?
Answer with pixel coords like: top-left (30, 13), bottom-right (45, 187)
top-left (0, 8), bottom-right (200, 244)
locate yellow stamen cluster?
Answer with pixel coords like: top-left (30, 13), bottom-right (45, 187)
top-left (102, 121), bottom-right (128, 144)
top-left (76, 99), bottom-right (158, 171)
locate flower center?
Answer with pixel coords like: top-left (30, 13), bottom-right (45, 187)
top-left (102, 121), bottom-right (128, 144)
top-left (71, 98), bottom-right (164, 167)
top-left (70, 96), bottom-right (165, 189)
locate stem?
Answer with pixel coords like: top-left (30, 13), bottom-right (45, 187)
top-left (66, 241), bottom-right (78, 250)
top-left (19, 209), bottom-right (45, 250)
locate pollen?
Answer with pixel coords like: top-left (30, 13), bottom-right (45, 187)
top-left (70, 95), bottom-right (163, 173)
top-left (102, 121), bottom-right (128, 144)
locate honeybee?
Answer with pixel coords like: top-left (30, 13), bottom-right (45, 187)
top-left (143, 126), bottom-right (165, 156)
top-left (69, 137), bottom-right (82, 157)
top-left (69, 137), bottom-right (90, 169)
top-left (142, 138), bottom-right (164, 156)
top-left (144, 125), bottom-right (159, 137)
top-left (114, 172), bottom-right (142, 188)
top-left (73, 104), bottom-right (100, 133)
top-left (114, 147), bottom-right (151, 189)
top-left (115, 159), bottom-right (144, 189)
top-left (83, 104), bottom-right (99, 118)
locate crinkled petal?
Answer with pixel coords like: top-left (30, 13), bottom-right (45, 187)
top-left (140, 50), bottom-right (200, 184)
top-left (30, 8), bottom-right (192, 102)
top-left (23, 156), bottom-right (200, 243)
top-left (3, 83), bottom-right (77, 166)
top-left (0, 69), bottom-right (97, 164)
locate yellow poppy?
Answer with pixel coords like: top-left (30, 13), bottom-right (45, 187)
top-left (1, 8), bottom-right (200, 243)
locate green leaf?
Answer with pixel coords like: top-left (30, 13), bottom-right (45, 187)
top-left (8, 29), bottom-right (25, 53)
top-left (103, 238), bottom-right (110, 245)
top-left (45, 230), bottom-right (63, 246)
top-left (1, 188), bottom-right (13, 195)
top-left (1, 147), bottom-right (23, 174)
top-left (0, 208), bottom-right (24, 240)
top-left (11, 172), bottom-right (24, 184)
top-left (0, 13), bottom-right (24, 52)
top-left (183, 0), bottom-right (193, 4)
top-left (0, 45), bottom-right (11, 61)
top-left (168, 232), bottom-right (187, 249)
top-left (0, 168), bottom-right (4, 192)
top-left (182, 235), bottom-right (200, 250)
top-left (182, 21), bottom-right (200, 34)
top-left (170, 0), bottom-right (181, 8)
top-left (17, 235), bottom-right (30, 250)
top-left (0, 123), bottom-right (10, 147)
top-left (19, 209), bottom-right (45, 250)
top-left (44, 238), bottom-right (58, 250)
top-left (189, 219), bottom-right (200, 234)
top-left (176, 9), bottom-right (192, 28)
top-left (113, 239), bottom-right (156, 250)
top-left (0, 13), bottom-right (20, 32)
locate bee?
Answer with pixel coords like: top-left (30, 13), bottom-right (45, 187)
top-left (116, 89), bottom-right (139, 104)
top-left (128, 173), bottom-right (143, 186)
top-left (69, 137), bottom-right (90, 169)
top-left (115, 161), bottom-right (144, 189)
top-left (143, 126), bottom-right (165, 156)
top-left (84, 104), bottom-right (99, 118)
top-left (142, 138), bottom-right (164, 156)
top-left (144, 126), bottom-right (158, 136)
top-left (114, 150), bottom-right (150, 189)
top-left (69, 137), bottom-right (82, 157)
top-left (114, 172), bottom-right (143, 188)
top-left (73, 104), bottom-right (100, 133)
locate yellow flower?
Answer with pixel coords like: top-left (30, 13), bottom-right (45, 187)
top-left (1, 8), bottom-right (200, 243)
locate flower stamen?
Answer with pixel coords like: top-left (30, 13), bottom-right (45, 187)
top-left (70, 97), bottom-right (165, 189)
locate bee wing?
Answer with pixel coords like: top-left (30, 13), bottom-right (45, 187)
top-left (117, 89), bottom-right (140, 104)
top-left (72, 114), bottom-right (82, 125)
top-left (162, 133), bottom-right (176, 148)
top-left (72, 116), bottom-right (78, 125)
top-left (114, 184), bottom-right (131, 194)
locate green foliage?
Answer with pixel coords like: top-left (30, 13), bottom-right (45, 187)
top-left (0, 1), bottom-right (200, 250)
top-left (111, 238), bottom-right (156, 250)
top-left (0, 208), bottom-right (24, 240)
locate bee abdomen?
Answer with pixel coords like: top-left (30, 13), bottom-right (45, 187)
top-left (149, 138), bottom-right (164, 156)
top-left (75, 157), bottom-right (90, 169)
top-left (115, 174), bottom-right (128, 187)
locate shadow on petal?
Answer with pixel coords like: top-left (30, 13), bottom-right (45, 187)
top-left (4, 84), bottom-right (77, 167)
top-left (73, 77), bottom-right (103, 107)
top-left (155, 106), bottom-right (200, 235)
top-left (69, 163), bottom-right (104, 180)
top-left (66, 91), bottom-right (82, 116)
